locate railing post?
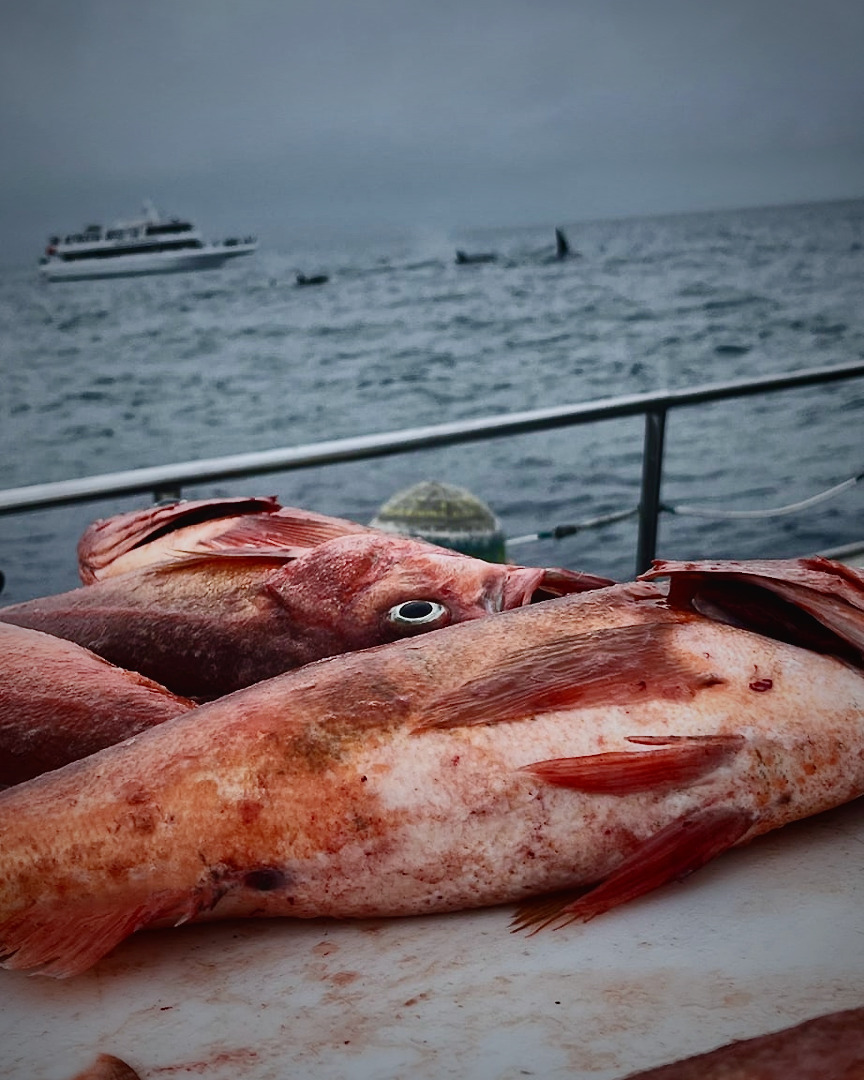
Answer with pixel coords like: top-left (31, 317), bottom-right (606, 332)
top-left (635, 407), bottom-right (667, 576)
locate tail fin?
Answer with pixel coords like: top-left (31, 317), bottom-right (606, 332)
top-left (0, 890), bottom-right (197, 978)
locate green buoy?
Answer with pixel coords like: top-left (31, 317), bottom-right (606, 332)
top-left (370, 481), bottom-right (507, 563)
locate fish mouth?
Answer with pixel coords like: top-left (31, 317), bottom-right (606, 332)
top-left (502, 566), bottom-right (617, 609)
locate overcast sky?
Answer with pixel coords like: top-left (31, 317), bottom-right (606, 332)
top-left (2, 0), bottom-right (863, 265)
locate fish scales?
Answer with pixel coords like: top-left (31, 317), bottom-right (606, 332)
top-left (0, 565), bottom-right (863, 976)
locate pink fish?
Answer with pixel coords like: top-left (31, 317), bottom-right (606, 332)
top-left (0, 622), bottom-right (193, 785)
top-left (0, 557), bottom-right (862, 977)
top-left (1, 503), bottom-right (609, 699)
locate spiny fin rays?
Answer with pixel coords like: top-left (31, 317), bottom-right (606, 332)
top-left (511, 804), bottom-right (755, 934)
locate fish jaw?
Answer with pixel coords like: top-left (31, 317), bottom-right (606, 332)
top-left (500, 565), bottom-right (616, 609)
top-left (644, 555), bottom-right (864, 665)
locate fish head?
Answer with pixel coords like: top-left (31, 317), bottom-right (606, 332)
top-left (263, 533), bottom-right (554, 653)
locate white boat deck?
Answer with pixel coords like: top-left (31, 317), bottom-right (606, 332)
top-left (1, 797), bottom-right (862, 1079)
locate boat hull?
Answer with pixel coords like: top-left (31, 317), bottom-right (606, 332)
top-left (39, 244), bottom-right (257, 282)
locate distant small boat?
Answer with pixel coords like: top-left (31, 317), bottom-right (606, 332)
top-left (38, 202), bottom-right (257, 282)
top-left (455, 250), bottom-right (497, 265)
top-left (295, 273), bottom-right (329, 287)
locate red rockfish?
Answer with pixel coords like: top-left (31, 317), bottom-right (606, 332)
top-left (0, 623), bottom-right (194, 785)
top-left (1, 502), bottom-right (608, 699)
top-left (0, 557), bottom-right (862, 977)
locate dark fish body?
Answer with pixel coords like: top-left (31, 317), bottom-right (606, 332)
top-left (0, 555), bottom-right (305, 699)
top-left (0, 623), bottom-right (193, 785)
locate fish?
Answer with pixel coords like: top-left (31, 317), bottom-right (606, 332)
top-left (616, 1005), bottom-right (864, 1079)
top-left (0, 518), bottom-right (609, 698)
top-left (67, 1055), bottom-right (142, 1080)
top-left (0, 556), bottom-right (862, 978)
top-left (0, 622), bottom-right (194, 786)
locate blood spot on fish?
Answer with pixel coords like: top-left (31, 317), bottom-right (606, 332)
top-left (749, 678), bottom-right (773, 692)
top-left (237, 799), bottom-right (263, 824)
top-left (244, 867), bottom-right (288, 892)
top-left (128, 808), bottom-right (157, 833)
top-left (121, 784), bottom-right (151, 805)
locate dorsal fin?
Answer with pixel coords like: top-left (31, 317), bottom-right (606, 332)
top-left (77, 497), bottom-right (281, 581)
top-left (198, 507), bottom-right (371, 553)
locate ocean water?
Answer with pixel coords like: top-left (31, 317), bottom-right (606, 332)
top-left (1, 199), bottom-right (863, 605)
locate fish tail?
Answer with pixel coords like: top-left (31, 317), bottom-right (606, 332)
top-left (0, 890), bottom-right (197, 978)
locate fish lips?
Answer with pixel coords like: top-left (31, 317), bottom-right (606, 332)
top-left (501, 565), bottom-right (617, 610)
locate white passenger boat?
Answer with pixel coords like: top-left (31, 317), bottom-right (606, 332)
top-left (38, 202), bottom-right (257, 281)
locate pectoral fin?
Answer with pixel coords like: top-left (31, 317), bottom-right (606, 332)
top-left (521, 734), bottom-right (744, 793)
top-left (414, 622), bottom-right (722, 732)
top-left (511, 804), bottom-right (755, 933)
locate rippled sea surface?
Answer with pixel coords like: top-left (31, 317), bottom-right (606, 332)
top-left (1, 199), bottom-right (863, 604)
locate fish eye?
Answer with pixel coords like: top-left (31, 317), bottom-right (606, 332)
top-left (387, 600), bottom-right (449, 626)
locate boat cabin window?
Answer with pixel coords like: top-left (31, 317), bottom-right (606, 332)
top-left (145, 222), bottom-right (193, 236)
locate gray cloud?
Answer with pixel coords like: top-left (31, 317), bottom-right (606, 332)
top-left (2, 0), bottom-right (863, 265)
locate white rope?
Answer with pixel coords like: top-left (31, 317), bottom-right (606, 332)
top-left (666, 471), bottom-right (863, 520)
top-left (506, 471), bottom-right (863, 547)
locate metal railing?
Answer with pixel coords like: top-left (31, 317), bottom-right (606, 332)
top-left (2, 359), bottom-right (863, 575)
